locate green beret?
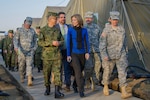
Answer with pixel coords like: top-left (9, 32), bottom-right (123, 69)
top-left (36, 26), bottom-right (40, 29)
top-left (8, 30), bottom-right (14, 34)
top-left (47, 12), bottom-right (58, 18)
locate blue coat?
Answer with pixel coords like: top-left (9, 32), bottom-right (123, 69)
top-left (67, 27), bottom-right (90, 56)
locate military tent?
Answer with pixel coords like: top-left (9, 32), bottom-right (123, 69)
top-left (34, 0), bottom-right (150, 71)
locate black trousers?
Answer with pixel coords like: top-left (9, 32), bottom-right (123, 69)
top-left (71, 53), bottom-right (85, 92)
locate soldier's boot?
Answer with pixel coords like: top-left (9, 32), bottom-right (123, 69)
top-left (44, 85), bottom-right (50, 95)
top-left (103, 84), bottom-right (109, 96)
top-left (27, 75), bottom-right (33, 86)
top-left (20, 75), bottom-right (24, 83)
top-left (55, 86), bottom-right (64, 98)
top-left (121, 86), bottom-right (132, 99)
top-left (90, 77), bottom-right (95, 91)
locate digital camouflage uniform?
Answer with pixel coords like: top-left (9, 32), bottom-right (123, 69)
top-left (38, 25), bottom-right (64, 87)
top-left (100, 24), bottom-right (128, 87)
top-left (13, 27), bottom-right (37, 78)
top-left (3, 35), bottom-right (17, 71)
top-left (84, 23), bottom-right (102, 83)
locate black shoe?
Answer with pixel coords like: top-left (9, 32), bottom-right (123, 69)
top-left (44, 86), bottom-right (50, 95)
top-left (55, 86), bottom-right (64, 98)
top-left (73, 86), bottom-right (78, 93)
top-left (79, 92), bottom-right (85, 98)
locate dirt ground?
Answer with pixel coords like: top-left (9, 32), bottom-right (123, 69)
top-left (0, 65), bottom-right (32, 100)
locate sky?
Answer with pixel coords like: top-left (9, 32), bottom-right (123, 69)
top-left (0, 0), bottom-right (70, 32)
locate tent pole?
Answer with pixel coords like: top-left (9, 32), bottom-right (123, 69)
top-left (121, 0), bottom-right (147, 69)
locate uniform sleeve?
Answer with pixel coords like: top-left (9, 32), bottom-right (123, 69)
top-left (32, 31), bottom-right (38, 51)
top-left (13, 31), bottom-right (19, 49)
top-left (3, 38), bottom-right (7, 50)
top-left (67, 28), bottom-right (71, 56)
top-left (38, 30), bottom-right (53, 47)
top-left (99, 28), bottom-right (108, 60)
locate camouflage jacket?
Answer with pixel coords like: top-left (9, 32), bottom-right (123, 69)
top-left (35, 34), bottom-right (42, 54)
top-left (84, 23), bottom-right (101, 53)
top-left (99, 25), bottom-right (127, 60)
top-left (13, 27), bottom-right (37, 56)
top-left (3, 36), bottom-right (14, 53)
top-left (38, 25), bottom-right (64, 60)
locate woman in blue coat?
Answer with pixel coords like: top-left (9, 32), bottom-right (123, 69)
top-left (67, 14), bottom-right (90, 97)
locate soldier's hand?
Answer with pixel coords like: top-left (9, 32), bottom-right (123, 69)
top-left (4, 50), bottom-right (7, 53)
top-left (85, 53), bottom-right (89, 60)
top-left (104, 56), bottom-right (109, 61)
top-left (67, 56), bottom-right (72, 62)
top-left (14, 48), bottom-right (18, 54)
top-left (52, 41), bottom-right (60, 47)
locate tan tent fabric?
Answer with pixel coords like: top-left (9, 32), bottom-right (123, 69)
top-left (39, 6), bottom-right (66, 27)
top-left (65, 0), bottom-right (113, 28)
top-left (34, 0), bottom-right (150, 71)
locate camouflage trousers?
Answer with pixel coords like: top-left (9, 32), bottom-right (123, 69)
top-left (84, 52), bottom-right (101, 83)
top-left (43, 60), bottom-right (62, 86)
top-left (18, 51), bottom-right (34, 77)
top-left (102, 53), bottom-right (128, 87)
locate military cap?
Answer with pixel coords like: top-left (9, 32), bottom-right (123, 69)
top-left (85, 11), bottom-right (94, 18)
top-left (47, 12), bottom-right (58, 18)
top-left (25, 17), bottom-right (32, 25)
top-left (8, 30), bottom-right (14, 34)
top-left (110, 11), bottom-right (120, 20)
top-left (36, 26), bottom-right (40, 29)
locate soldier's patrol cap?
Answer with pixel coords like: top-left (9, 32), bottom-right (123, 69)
top-left (84, 11), bottom-right (94, 18)
top-left (25, 17), bottom-right (32, 25)
top-left (36, 26), bottom-right (40, 29)
top-left (8, 30), bottom-right (14, 34)
top-left (47, 12), bottom-right (58, 18)
top-left (110, 11), bottom-right (120, 20)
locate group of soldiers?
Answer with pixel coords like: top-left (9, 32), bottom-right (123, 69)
top-left (0, 10), bottom-right (132, 99)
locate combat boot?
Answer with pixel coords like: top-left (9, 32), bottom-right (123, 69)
top-left (28, 75), bottom-right (33, 86)
top-left (44, 85), bottom-right (50, 95)
top-left (55, 86), bottom-right (64, 98)
top-left (103, 84), bottom-right (109, 96)
top-left (121, 86), bottom-right (132, 99)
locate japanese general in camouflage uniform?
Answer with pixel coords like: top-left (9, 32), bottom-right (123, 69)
top-left (13, 27), bottom-right (37, 77)
top-left (38, 25), bottom-right (64, 87)
top-left (3, 30), bottom-right (17, 71)
top-left (84, 22), bottom-right (102, 83)
top-left (99, 24), bottom-right (128, 87)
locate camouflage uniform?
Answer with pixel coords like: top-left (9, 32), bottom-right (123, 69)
top-left (13, 27), bottom-right (37, 77)
top-left (100, 24), bottom-right (128, 87)
top-left (84, 23), bottom-right (102, 82)
top-left (38, 25), bottom-right (64, 87)
top-left (3, 35), bottom-right (17, 71)
top-left (34, 34), bottom-right (43, 71)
